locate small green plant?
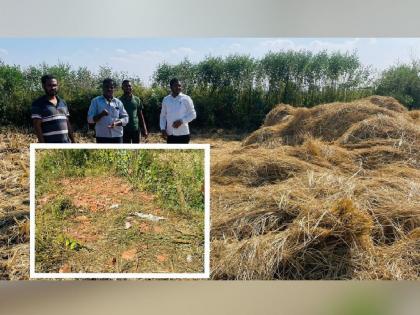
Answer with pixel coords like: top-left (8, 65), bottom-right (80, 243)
top-left (66, 238), bottom-right (82, 251)
top-left (50, 196), bottom-right (76, 219)
top-left (57, 234), bottom-right (83, 251)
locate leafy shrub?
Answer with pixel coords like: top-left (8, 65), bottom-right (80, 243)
top-left (36, 149), bottom-right (205, 213)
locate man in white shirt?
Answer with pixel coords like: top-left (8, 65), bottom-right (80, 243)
top-left (159, 78), bottom-right (196, 144)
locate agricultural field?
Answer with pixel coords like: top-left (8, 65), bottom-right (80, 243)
top-left (1, 95), bottom-right (419, 279)
top-left (0, 127), bottom-right (33, 279)
top-left (34, 149), bottom-right (205, 274)
top-left (211, 96), bottom-right (420, 280)
top-left (0, 133), bottom-right (208, 278)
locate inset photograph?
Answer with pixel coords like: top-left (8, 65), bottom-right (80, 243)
top-left (30, 144), bottom-right (209, 279)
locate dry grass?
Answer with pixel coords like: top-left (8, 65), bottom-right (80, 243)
top-left (212, 148), bottom-right (315, 186)
top-left (0, 127), bottom-right (33, 279)
top-left (1, 95), bottom-right (419, 279)
top-left (243, 95), bottom-right (409, 146)
top-left (0, 128), bottom-right (178, 279)
top-left (211, 96), bottom-right (420, 280)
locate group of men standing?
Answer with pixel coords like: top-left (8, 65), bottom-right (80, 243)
top-left (31, 75), bottom-right (196, 144)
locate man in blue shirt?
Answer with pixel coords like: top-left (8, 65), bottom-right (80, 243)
top-left (87, 78), bottom-right (129, 143)
top-left (31, 74), bottom-right (76, 143)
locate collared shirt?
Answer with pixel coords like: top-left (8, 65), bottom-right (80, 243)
top-left (31, 95), bottom-right (70, 143)
top-left (87, 96), bottom-right (129, 138)
top-left (159, 93), bottom-right (196, 136)
top-left (119, 94), bottom-right (143, 131)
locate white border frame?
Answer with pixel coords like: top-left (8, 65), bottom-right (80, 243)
top-left (30, 143), bottom-right (210, 279)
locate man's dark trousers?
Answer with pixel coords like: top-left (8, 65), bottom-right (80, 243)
top-left (167, 134), bottom-right (190, 144)
top-left (96, 137), bottom-right (123, 143)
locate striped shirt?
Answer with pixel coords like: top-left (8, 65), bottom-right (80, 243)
top-left (31, 95), bottom-right (71, 143)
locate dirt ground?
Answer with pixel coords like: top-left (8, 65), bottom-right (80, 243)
top-left (35, 175), bottom-right (204, 274)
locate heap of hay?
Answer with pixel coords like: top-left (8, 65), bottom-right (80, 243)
top-left (211, 96), bottom-right (420, 280)
top-left (212, 148), bottom-right (315, 186)
top-left (0, 128), bottom-right (94, 279)
top-left (243, 95), bottom-right (418, 146)
top-left (0, 128), bottom-right (33, 280)
top-left (1, 95), bottom-right (419, 280)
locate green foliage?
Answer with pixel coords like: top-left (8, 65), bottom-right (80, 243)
top-left (36, 149), bottom-right (205, 213)
top-left (57, 234), bottom-right (83, 251)
top-left (153, 51), bottom-right (374, 130)
top-left (129, 150), bottom-right (204, 213)
top-left (0, 60), bottom-right (143, 128)
top-left (52, 234), bottom-right (82, 251)
top-left (154, 58), bottom-right (197, 93)
top-left (49, 196), bottom-right (76, 219)
top-left (1, 50), bottom-right (380, 132)
top-left (35, 150), bottom-right (90, 184)
top-left (133, 85), bottom-right (167, 131)
top-left (376, 61), bottom-right (420, 109)
top-left (0, 61), bottom-right (35, 125)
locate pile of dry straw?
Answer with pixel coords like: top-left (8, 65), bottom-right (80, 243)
top-left (211, 96), bottom-right (420, 279)
top-left (0, 96), bottom-right (419, 280)
top-left (0, 128), bottom-right (33, 279)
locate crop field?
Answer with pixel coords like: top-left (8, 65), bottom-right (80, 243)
top-left (211, 96), bottom-right (420, 280)
top-left (0, 96), bottom-right (419, 279)
top-left (0, 133), bottom-right (208, 278)
top-left (34, 149), bottom-right (205, 274)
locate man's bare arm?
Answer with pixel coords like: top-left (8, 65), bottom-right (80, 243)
top-left (139, 110), bottom-right (148, 137)
top-left (33, 119), bottom-right (45, 143)
top-left (93, 109), bottom-right (108, 122)
top-left (67, 118), bottom-right (76, 143)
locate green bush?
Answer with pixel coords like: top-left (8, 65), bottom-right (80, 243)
top-left (36, 149), bottom-right (205, 213)
top-left (1, 50), bottom-right (379, 132)
top-left (376, 61), bottom-right (420, 109)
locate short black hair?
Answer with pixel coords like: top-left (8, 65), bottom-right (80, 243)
top-left (169, 78), bottom-right (180, 87)
top-left (102, 78), bottom-right (115, 87)
top-left (41, 74), bottom-right (56, 85)
top-left (122, 79), bottom-right (131, 85)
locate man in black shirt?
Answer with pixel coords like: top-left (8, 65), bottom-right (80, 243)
top-left (31, 74), bottom-right (76, 143)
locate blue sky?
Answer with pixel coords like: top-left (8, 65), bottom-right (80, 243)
top-left (1, 38), bottom-right (420, 85)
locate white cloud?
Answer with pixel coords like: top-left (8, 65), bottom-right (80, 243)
top-left (128, 50), bottom-right (164, 60)
top-left (259, 39), bottom-right (297, 51)
top-left (108, 47), bottom-right (199, 85)
top-left (307, 38), bottom-right (360, 52)
top-left (115, 48), bottom-right (127, 54)
top-left (255, 38), bottom-right (361, 58)
top-left (219, 43), bottom-right (249, 56)
top-left (257, 38), bottom-right (361, 54)
top-left (0, 48), bottom-right (8, 55)
top-left (228, 43), bottom-right (242, 50)
top-left (170, 47), bottom-right (195, 56)
top-left (110, 47), bottom-right (197, 64)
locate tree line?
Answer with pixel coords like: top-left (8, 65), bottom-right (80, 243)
top-left (1, 50), bottom-right (419, 132)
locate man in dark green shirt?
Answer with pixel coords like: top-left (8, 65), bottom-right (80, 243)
top-left (119, 80), bottom-right (148, 143)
